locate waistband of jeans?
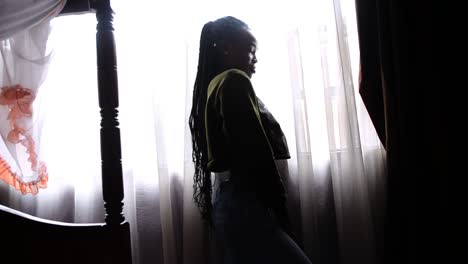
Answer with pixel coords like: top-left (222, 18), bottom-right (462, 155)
top-left (215, 170), bottom-right (231, 182)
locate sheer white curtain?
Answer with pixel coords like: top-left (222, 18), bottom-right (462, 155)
top-left (0, 1), bottom-right (386, 264)
top-left (285, 1), bottom-right (386, 263)
top-left (0, 0), bottom-right (66, 40)
top-left (0, 0), bottom-right (65, 197)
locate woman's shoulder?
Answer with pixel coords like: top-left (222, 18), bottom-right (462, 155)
top-left (223, 68), bottom-right (250, 79)
top-left (215, 68), bottom-right (250, 83)
top-left (208, 68), bottom-right (252, 97)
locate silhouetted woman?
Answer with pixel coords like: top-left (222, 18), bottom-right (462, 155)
top-left (189, 16), bottom-right (312, 264)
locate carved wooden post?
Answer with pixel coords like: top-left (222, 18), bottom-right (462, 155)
top-left (95, 0), bottom-right (125, 226)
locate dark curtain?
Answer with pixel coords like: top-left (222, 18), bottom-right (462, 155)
top-left (355, 1), bottom-right (449, 264)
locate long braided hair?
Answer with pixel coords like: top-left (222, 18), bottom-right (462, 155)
top-left (189, 17), bottom-right (249, 224)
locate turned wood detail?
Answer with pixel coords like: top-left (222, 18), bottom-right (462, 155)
top-left (95, 0), bottom-right (125, 226)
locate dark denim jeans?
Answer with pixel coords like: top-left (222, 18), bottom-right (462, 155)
top-left (212, 181), bottom-right (312, 264)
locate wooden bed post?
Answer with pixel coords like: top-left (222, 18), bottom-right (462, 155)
top-left (95, 0), bottom-right (125, 226)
